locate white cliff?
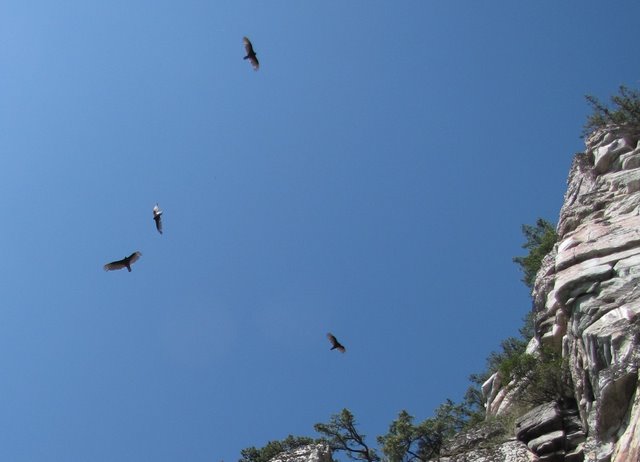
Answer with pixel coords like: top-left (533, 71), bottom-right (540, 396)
top-left (538, 126), bottom-right (640, 462)
top-left (268, 444), bottom-right (333, 462)
top-left (483, 125), bottom-right (640, 462)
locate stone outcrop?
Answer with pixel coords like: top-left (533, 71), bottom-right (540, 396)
top-left (440, 440), bottom-right (538, 462)
top-left (535, 126), bottom-right (640, 462)
top-left (485, 125), bottom-right (640, 462)
top-left (441, 421), bottom-right (538, 462)
top-left (268, 444), bottom-right (332, 462)
top-left (514, 401), bottom-right (585, 462)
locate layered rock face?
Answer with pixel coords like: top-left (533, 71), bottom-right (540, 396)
top-left (495, 126), bottom-right (640, 462)
top-left (514, 400), bottom-right (584, 461)
top-left (533, 126), bottom-right (640, 462)
top-left (479, 126), bottom-right (640, 462)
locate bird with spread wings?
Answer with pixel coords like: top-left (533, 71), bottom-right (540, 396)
top-left (327, 333), bottom-right (346, 353)
top-left (153, 204), bottom-right (163, 234)
top-left (243, 37), bottom-right (259, 70)
top-left (104, 252), bottom-right (142, 272)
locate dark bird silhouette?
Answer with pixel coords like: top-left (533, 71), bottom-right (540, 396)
top-left (327, 333), bottom-right (346, 353)
top-left (243, 36), bottom-right (259, 70)
top-left (104, 251), bottom-right (142, 272)
top-left (153, 204), bottom-right (163, 234)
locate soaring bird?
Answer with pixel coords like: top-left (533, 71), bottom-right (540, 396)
top-left (104, 251), bottom-right (142, 272)
top-left (243, 36), bottom-right (259, 70)
top-left (153, 204), bottom-right (163, 234)
top-left (327, 333), bottom-right (346, 353)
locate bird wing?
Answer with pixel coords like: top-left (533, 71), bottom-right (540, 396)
top-left (243, 37), bottom-right (259, 70)
top-left (327, 333), bottom-right (346, 353)
top-left (104, 258), bottom-right (127, 271)
top-left (127, 251), bottom-right (142, 264)
top-left (153, 204), bottom-right (162, 217)
top-left (243, 37), bottom-right (254, 55)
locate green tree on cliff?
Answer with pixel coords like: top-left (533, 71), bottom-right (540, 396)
top-left (377, 401), bottom-right (466, 462)
top-left (513, 218), bottom-right (557, 290)
top-left (314, 409), bottom-right (379, 462)
top-left (583, 85), bottom-right (640, 137)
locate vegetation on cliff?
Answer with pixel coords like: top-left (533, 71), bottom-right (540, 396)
top-left (240, 436), bottom-right (325, 462)
top-left (512, 219), bottom-right (557, 290)
top-left (583, 85), bottom-right (640, 137)
top-left (377, 402), bottom-right (466, 462)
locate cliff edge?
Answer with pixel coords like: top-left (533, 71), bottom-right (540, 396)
top-left (483, 125), bottom-right (640, 462)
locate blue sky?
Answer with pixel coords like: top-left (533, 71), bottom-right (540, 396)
top-left (1, 1), bottom-right (639, 461)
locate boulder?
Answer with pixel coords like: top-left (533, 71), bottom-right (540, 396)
top-left (442, 440), bottom-right (538, 462)
top-left (515, 403), bottom-right (563, 442)
top-left (269, 444), bottom-right (332, 462)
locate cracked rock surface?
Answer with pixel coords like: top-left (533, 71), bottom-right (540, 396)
top-left (483, 126), bottom-right (640, 462)
top-left (527, 126), bottom-right (640, 462)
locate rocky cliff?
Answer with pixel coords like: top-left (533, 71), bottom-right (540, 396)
top-left (269, 444), bottom-right (333, 462)
top-left (483, 125), bottom-right (640, 462)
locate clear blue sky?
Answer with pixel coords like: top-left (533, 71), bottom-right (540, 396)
top-left (1, 1), bottom-right (639, 461)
